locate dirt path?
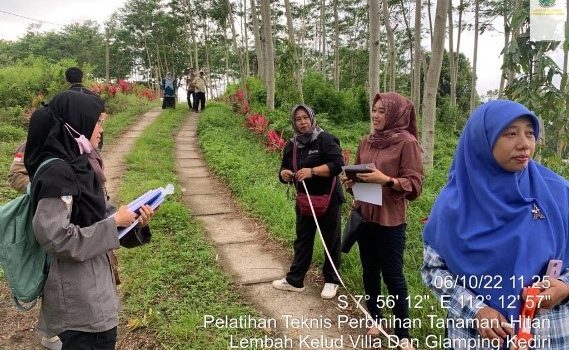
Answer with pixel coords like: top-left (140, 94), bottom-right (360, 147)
top-left (175, 113), bottom-right (369, 350)
top-left (0, 107), bottom-right (161, 350)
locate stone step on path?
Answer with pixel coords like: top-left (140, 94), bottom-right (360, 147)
top-left (175, 112), bottom-right (370, 350)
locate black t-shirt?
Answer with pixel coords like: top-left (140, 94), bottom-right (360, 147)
top-left (279, 132), bottom-right (345, 204)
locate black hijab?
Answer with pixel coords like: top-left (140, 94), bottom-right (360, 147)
top-left (25, 90), bottom-right (106, 227)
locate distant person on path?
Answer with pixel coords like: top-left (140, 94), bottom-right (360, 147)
top-left (192, 70), bottom-right (207, 112)
top-left (422, 100), bottom-right (569, 349)
top-left (341, 92), bottom-right (423, 349)
top-left (185, 67), bottom-right (196, 110)
top-left (272, 104), bottom-right (344, 300)
top-left (161, 72), bottom-right (177, 109)
top-left (65, 67), bottom-right (95, 95)
top-left (25, 90), bottom-right (155, 350)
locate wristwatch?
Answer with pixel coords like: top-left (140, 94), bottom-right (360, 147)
top-left (385, 177), bottom-right (395, 188)
top-left (311, 168), bottom-right (316, 177)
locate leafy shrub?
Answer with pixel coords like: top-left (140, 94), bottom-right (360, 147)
top-left (0, 56), bottom-right (82, 109)
top-left (0, 106), bottom-right (25, 128)
top-left (0, 124), bottom-right (26, 142)
top-left (302, 71), bottom-right (367, 124)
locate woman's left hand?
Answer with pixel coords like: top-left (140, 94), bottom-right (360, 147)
top-left (137, 204), bottom-right (155, 228)
top-left (296, 168), bottom-right (313, 182)
top-left (357, 165), bottom-right (390, 184)
top-left (524, 278), bottom-right (569, 309)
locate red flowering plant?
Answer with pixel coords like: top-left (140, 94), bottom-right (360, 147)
top-left (118, 79), bottom-right (131, 93)
top-left (137, 87), bottom-right (158, 101)
top-left (107, 85), bottom-right (118, 97)
top-left (230, 89), bottom-right (250, 115)
top-left (245, 113), bottom-right (268, 134)
top-left (266, 130), bottom-right (287, 152)
top-left (90, 83), bottom-right (105, 94)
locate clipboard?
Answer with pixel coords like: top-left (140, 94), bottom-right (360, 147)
top-left (113, 184), bottom-right (175, 239)
top-left (341, 164), bottom-right (374, 182)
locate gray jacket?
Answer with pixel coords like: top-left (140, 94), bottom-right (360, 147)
top-left (32, 196), bottom-right (146, 336)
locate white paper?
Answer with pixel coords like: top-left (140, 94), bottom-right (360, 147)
top-left (114, 184), bottom-right (175, 239)
top-left (352, 182), bottom-right (382, 206)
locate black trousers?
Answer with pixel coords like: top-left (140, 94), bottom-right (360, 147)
top-left (357, 222), bottom-right (410, 339)
top-left (193, 92), bottom-right (206, 111)
top-left (187, 90), bottom-right (194, 109)
top-left (162, 96), bottom-right (175, 109)
top-left (286, 202), bottom-right (341, 288)
top-left (59, 327), bottom-right (117, 350)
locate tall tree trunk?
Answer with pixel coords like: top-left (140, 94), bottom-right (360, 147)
top-left (243, 0), bottom-right (250, 77)
top-left (261, 0), bottom-right (275, 111)
top-left (224, 23), bottom-right (230, 90)
top-left (205, 18), bottom-right (211, 95)
top-left (285, 0), bottom-right (305, 102)
top-left (334, 0), bottom-right (340, 91)
top-left (227, 0), bottom-right (248, 98)
top-left (454, 0), bottom-right (463, 89)
top-left (183, 0), bottom-right (199, 70)
top-left (250, 0), bottom-right (265, 80)
top-left (105, 28), bottom-right (110, 83)
top-left (320, 0), bottom-right (327, 75)
top-left (421, 0), bottom-right (448, 169)
top-left (413, 0), bottom-right (422, 113)
top-left (448, 1), bottom-right (457, 107)
top-left (382, 0), bottom-right (396, 91)
top-left (499, 14), bottom-right (510, 97)
top-left (559, 0), bottom-right (569, 157)
top-left (427, 0), bottom-right (434, 45)
top-left (369, 0), bottom-right (381, 119)
top-left (469, 0), bottom-right (479, 112)
top-left (399, 0), bottom-right (415, 92)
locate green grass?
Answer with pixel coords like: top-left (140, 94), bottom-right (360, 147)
top-left (102, 96), bottom-right (158, 144)
top-left (198, 102), bottom-right (461, 341)
top-left (116, 108), bottom-right (264, 349)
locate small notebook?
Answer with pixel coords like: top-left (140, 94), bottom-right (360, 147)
top-left (341, 164), bottom-right (374, 182)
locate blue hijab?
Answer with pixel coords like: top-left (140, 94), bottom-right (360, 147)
top-left (423, 99), bottom-right (569, 320)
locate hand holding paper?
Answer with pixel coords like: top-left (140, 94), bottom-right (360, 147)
top-left (114, 184), bottom-right (175, 239)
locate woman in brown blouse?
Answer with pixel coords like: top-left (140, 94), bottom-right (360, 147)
top-left (342, 92), bottom-right (423, 350)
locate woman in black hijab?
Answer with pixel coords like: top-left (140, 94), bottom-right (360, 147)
top-left (25, 90), bottom-right (154, 350)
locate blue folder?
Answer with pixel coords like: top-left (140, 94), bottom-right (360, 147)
top-left (115, 184), bottom-right (174, 238)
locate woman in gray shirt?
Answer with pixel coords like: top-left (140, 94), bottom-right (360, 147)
top-left (24, 90), bottom-right (154, 350)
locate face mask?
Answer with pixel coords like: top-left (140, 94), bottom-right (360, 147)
top-left (64, 123), bottom-right (93, 155)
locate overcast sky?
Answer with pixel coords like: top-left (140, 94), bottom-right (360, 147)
top-left (0, 0), bottom-right (526, 96)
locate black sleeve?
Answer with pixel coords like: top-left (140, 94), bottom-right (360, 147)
top-left (120, 226), bottom-right (152, 248)
top-left (321, 133), bottom-right (344, 176)
top-left (278, 141), bottom-right (294, 184)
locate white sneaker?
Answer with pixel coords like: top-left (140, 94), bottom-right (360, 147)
top-left (320, 283), bottom-right (339, 299)
top-left (41, 336), bottom-right (62, 350)
top-left (272, 278), bottom-right (305, 292)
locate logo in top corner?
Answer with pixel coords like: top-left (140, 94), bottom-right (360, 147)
top-left (539, 0), bottom-right (556, 7)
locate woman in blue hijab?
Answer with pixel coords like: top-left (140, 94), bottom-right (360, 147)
top-left (422, 100), bottom-right (569, 349)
